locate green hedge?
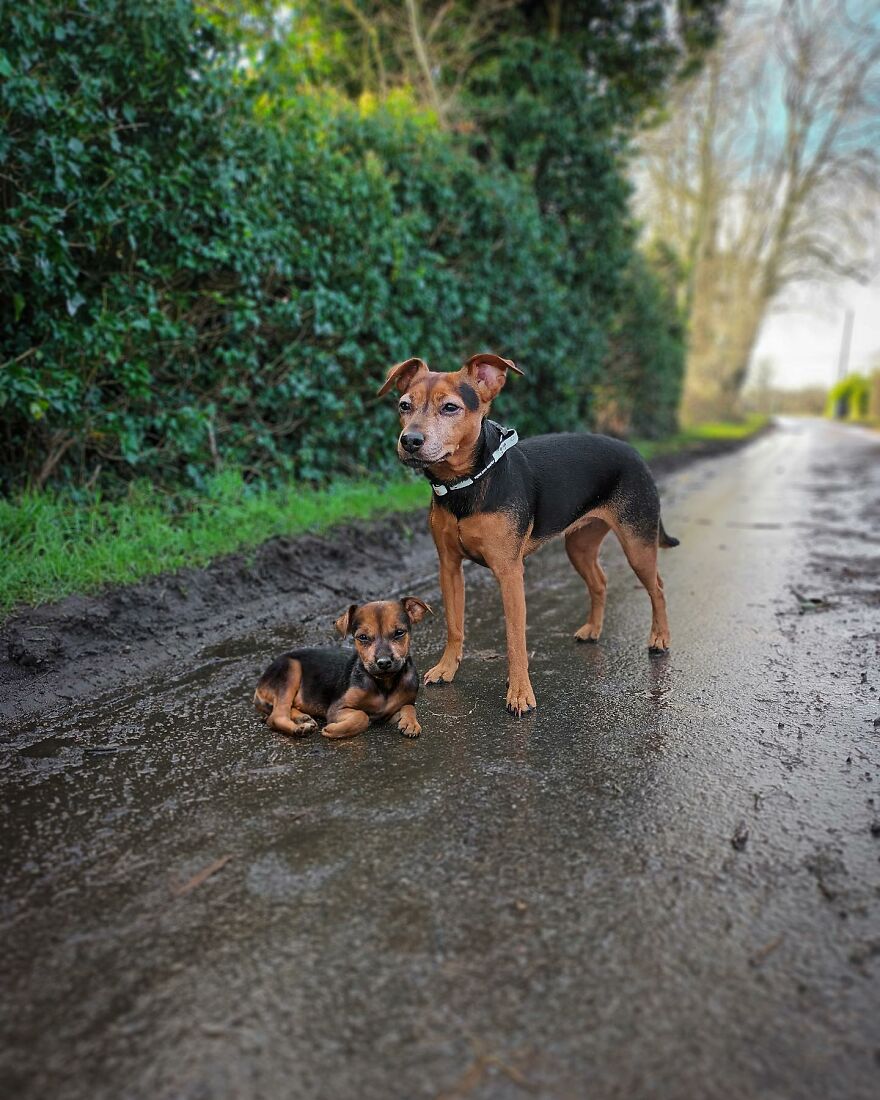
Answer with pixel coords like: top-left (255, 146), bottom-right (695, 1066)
top-left (1, 0), bottom-right (686, 495)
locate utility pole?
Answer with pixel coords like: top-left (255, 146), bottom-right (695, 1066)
top-left (834, 308), bottom-right (854, 418)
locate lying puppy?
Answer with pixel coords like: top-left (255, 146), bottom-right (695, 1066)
top-left (254, 597), bottom-right (432, 739)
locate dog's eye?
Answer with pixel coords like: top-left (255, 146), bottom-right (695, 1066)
top-left (399, 400), bottom-right (412, 413)
top-left (356, 634), bottom-right (370, 643)
top-left (392, 629), bottom-right (407, 639)
top-left (441, 403), bottom-right (461, 414)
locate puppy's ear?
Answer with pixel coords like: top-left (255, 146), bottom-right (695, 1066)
top-left (401, 597), bottom-right (433, 625)
top-left (377, 357), bottom-right (428, 396)
top-left (462, 353), bottom-right (523, 401)
top-left (335, 604), bottom-right (359, 637)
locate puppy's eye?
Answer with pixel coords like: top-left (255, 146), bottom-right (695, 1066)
top-left (392, 629), bottom-right (407, 639)
top-left (355, 634), bottom-right (370, 643)
top-left (441, 403), bottom-right (461, 414)
top-left (399, 400), bottom-right (412, 413)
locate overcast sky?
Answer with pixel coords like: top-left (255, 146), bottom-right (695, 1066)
top-left (749, 277), bottom-right (880, 391)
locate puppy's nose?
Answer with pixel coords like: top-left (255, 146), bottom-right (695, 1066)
top-left (375, 657), bottom-right (393, 672)
top-left (400, 431), bottom-right (424, 453)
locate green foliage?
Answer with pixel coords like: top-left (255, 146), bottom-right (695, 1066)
top-left (596, 252), bottom-right (687, 439)
top-left (826, 375), bottom-right (871, 421)
top-left (0, 470), bottom-right (430, 613)
top-left (288, 2), bottom-right (724, 123)
top-left (1, 0), bottom-right (691, 495)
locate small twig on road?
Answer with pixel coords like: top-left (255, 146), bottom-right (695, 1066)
top-left (749, 934), bottom-right (784, 967)
top-left (790, 587), bottom-right (830, 613)
top-left (436, 1044), bottom-right (536, 1098)
top-left (173, 854), bottom-right (232, 896)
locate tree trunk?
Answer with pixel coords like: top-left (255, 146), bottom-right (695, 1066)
top-left (681, 275), bottom-right (764, 424)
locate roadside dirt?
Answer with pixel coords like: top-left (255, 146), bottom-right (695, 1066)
top-left (0, 432), bottom-right (768, 725)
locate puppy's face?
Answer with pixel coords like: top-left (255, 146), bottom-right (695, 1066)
top-left (335, 598), bottom-right (432, 677)
top-left (377, 354), bottom-right (523, 471)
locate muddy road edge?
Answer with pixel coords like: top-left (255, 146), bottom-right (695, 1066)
top-left (0, 429), bottom-right (772, 724)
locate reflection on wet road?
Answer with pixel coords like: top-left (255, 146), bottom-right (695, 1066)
top-left (2, 419), bottom-right (879, 1099)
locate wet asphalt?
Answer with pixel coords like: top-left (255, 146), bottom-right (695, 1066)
top-left (2, 418), bottom-right (879, 1100)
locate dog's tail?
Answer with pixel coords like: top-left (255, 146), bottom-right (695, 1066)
top-left (659, 518), bottom-right (680, 549)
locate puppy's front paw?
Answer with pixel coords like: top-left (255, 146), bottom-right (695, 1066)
top-left (322, 723), bottom-right (351, 740)
top-left (424, 657), bottom-right (459, 685)
top-left (648, 630), bottom-right (670, 653)
top-left (505, 680), bottom-right (536, 717)
top-left (397, 715), bottom-right (421, 738)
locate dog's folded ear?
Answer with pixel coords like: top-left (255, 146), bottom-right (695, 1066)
top-left (463, 353), bottom-right (523, 400)
top-left (377, 357), bottom-right (429, 396)
top-left (334, 603), bottom-right (359, 636)
top-left (401, 597), bottom-right (433, 624)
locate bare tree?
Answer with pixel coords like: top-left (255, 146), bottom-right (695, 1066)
top-left (323, 1), bottom-right (522, 123)
top-left (638, 0), bottom-right (880, 422)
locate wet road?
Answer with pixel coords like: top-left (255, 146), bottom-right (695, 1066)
top-left (2, 418), bottom-right (879, 1100)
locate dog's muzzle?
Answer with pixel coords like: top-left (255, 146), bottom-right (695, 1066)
top-left (400, 431), bottom-right (424, 454)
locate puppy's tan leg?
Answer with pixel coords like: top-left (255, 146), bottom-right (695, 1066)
top-left (424, 505), bottom-right (466, 685)
top-left (614, 527), bottom-right (670, 651)
top-left (392, 704), bottom-right (421, 738)
top-left (565, 519), bottom-right (610, 642)
top-left (322, 708), bottom-right (370, 740)
top-left (255, 660), bottom-right (317, 735)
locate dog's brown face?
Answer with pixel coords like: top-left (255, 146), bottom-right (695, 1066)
top-left (335, 597), bottom-right (432, 676)
top-left (377, 354), bottom-right (523, 476)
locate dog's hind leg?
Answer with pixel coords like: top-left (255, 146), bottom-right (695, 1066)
top-left (256, 659), bottom-right (317, 736)
top-left (614, 525), bottom-right (670, 652)
top-left (565, 519), bottom-right (610, 642)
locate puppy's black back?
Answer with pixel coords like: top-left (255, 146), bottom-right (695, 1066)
top-left (259, 648), bottom-right (357, 712)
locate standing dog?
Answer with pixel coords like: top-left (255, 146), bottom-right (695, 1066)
top-left (378, 353), bottom-right (679, 716)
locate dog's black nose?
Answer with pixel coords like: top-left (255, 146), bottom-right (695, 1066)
top-left (375, 657), bottom-right (393, 671)
top-left (400, 431), bottom-right (424, 453)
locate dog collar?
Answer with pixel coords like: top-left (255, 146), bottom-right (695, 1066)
top-left (429, 421), bottom-right (519, 497)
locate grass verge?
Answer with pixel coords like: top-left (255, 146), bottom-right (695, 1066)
top-left (0, 471), bottom-right (431, 617)
top-left (1, 415), bottom-right (769, 617)
top-left (632, 413), bottom-right (769, 461)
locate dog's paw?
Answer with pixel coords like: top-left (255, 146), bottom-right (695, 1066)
top-left (648, 630), bottom-right (670, 653)
top-left (397, 715), bottom-right (421, 738)
top-left (506, 681), bottom-right (537, 718)
top-left (291, 714), bottom-right (317, 734)
top-left (424, 659), bottom-right (459, 685)
top-left (269, 714), bottom-right (311, 736)
top-left (574, 623), bottom-right (602, 643)
top-left (321, 722), bottom-right (358, 740)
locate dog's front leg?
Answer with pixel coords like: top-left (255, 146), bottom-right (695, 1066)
top-left (424, 508), bottom-right (465, 685)
top-left (322, 707), bottom-right (370, 739)
top-left (492, 560), bottom-right (536, 717)
top-left (424, 552), bottom-right (464, 684)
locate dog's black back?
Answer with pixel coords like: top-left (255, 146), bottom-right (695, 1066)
top-left (433, 421), bottom-right (668, 545)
